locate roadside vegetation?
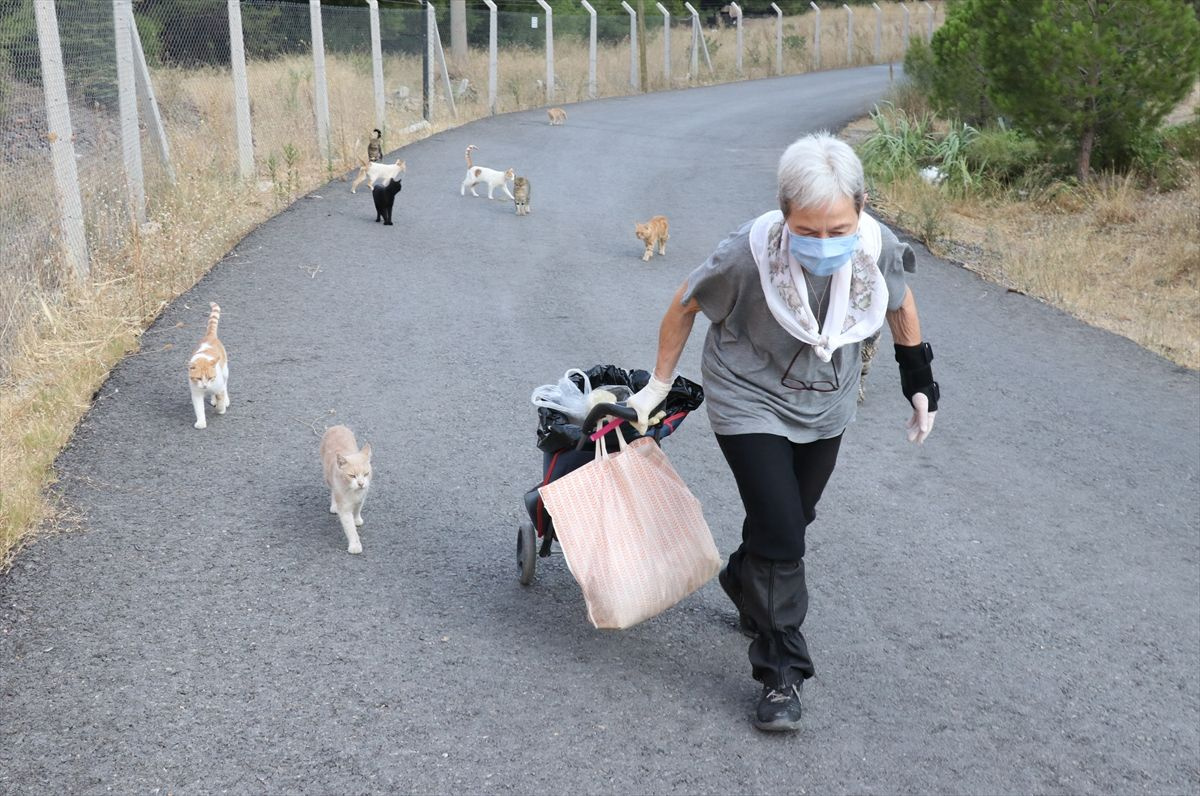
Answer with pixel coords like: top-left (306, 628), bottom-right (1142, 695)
top-left (850, 0), bottom-right (1200, 369)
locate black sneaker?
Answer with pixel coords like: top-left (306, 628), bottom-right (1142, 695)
top-left (718, 563), bottom-right (757, 638)
top-left (753, 682), bottom-right (803, 732)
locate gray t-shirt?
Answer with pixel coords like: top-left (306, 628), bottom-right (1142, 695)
top-left (682, 214), bottom-right (916, 443)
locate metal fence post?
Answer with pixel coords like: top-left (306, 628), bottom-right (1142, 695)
top-left (309, 0), bottom-right (331, 162)
top-left (684, 1), bottom-right (699, 78)
top-left (129, 13), bottom-right (174, 183)
top-left (922, 0), bottom-right (934, 41)
top-left (771, 2), bottom-right (782, 75)
top-left (620, 1), bottom-right (639, 90)
top-left (366, 0), bottom-right (386, 132)
top-left (428, 7), bottom-right (457, 118)
top-left (427, 0), bottom-right (436, 120)
top-left (731, 2), bottom-right (742, 75)
top-left (655, 2), bottom-right (670, 87)
top-left (901, 3), bottom-right (910, 48)
top-left (483, 0), bottom-right (498, 113)
top-left (809, 1), bottom-right (821, 69)
top-left (536, 0), bottom-right (554, 103)
top-left (34, 0), bottom-right (88, 279)
top-left (871, 2), bottom-right (881, 63)
top-left (844, 3), bottom-right (852, 65)
top-left (228, 0), bottom-right (254, 179)
top-left (580, 0), bottom-right (597, 99)
top-left (113, 0), bottom-right (145, 222)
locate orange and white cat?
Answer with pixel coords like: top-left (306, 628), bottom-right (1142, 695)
top-left (321, 425), bottom-right (373, 555)
top-left (546, 107), bottom-right (567, 125)
top-left (188, 302), bottom-right (229, 429)
top-left (461, 145), bottom-right (515, 200)
top-left (636, 215), bottom-right (669, 262)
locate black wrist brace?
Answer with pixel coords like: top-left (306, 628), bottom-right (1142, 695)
top-left (894, 342), bottom-right (940, 412)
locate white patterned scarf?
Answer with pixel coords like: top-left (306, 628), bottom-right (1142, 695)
top-left (748, 209), bottom-right (888, 362)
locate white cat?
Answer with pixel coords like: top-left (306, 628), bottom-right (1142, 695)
top-left (460, 145), bottom-right (515, 200)
top-left (320, 425), bottom-right (373, 555)
top-left (352, 158), bottom-right (405, 194)
top-left (187, 302), bottom-right (229, 430)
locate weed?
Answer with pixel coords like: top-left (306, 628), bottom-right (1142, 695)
top-left (934, 121), bottom-right (979, 194)
top-left (858, 103), bottom-right (935, 181)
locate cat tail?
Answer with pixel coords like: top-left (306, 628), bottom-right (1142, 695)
top-left (206, 303), bottom-right (221, 336)
top-left (465, 145), bottom-right (476, 167)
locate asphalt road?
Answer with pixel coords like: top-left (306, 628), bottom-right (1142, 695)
top-left (2, 65), bottom-right (1198, 794)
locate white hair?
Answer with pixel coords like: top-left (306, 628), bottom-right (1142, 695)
top-left (777, 132), bottom-right (865, 215)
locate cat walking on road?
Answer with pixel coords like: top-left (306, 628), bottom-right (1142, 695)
top-left (321, 425), bottom-right (373, 555)
top-left (187, 302), bottom-right (229, 429)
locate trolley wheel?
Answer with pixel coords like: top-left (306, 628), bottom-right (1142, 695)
top-left (517, 521), bottom-right (537, 585)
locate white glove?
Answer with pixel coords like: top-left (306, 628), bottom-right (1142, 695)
top-left (905, 391), bottom-right (937, 445)
top-left (626, 375), bottom-right (673, 434)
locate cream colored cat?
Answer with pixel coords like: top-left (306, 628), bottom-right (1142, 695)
top-left (351, 158), bottom-right (405, 194)
top-left (461, 145), bottom-right (515, 200)
top-left (321, 425), bottom-right (373, 555)
top-left (188, 302), bottom-right (228, 429)
top-left (635, 215), bottom-right (669, 262)
top-left (547, 107), bottom-right (567, 125)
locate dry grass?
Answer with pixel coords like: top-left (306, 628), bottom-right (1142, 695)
top-left (853, 123), bottom-right (1200, 370)
top-left (0, 4), bottom-right (944, 568)
top-left (992, 174), bottom-right (1200, 368)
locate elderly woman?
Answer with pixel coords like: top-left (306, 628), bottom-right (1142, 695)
top-left (627, 133), bottom-right (940, 732)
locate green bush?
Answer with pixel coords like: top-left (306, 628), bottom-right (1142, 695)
top-left (902, 37), bottom-right (935, 98)
top-left (884, 78), bottom-right (932, 118)
top-left (934, 121), bottom-right (980, 194)
top-left (964, 126), bottom-right (1042, 184)
top-left (928, 0), bottom-right (994, 125)
top-left (1162, 117), bottom-right (1200, 162)
top-left (857, 104), bottom-right (936, 182)
top-left (1131, 119), bottom-right (1200, 190)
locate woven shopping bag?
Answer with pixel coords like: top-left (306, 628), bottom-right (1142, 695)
top-left (538, 430), bottom-right (721, 629)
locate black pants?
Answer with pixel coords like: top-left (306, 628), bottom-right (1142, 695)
top-left (716, 431), bottom-right (843, 687)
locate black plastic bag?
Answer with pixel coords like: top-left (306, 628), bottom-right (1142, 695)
top-left (535, 364), bottom-right (704, 452)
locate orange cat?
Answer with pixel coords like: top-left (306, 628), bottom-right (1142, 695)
top-left (635, 215), bottom-right (669, 262)
top-left (188, 302), bottom-right (229, 429)
top-left (321, 425), bottom-right (373, 555)
top-left (547, 107), bottom-right (567, 125)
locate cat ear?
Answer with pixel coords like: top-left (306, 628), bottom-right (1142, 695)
top-left (336, 453), bottom-right (348, 467)
top-left (360, 443), bottom-right (372, 461)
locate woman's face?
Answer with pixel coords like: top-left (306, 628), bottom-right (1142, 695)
top-left (785, 194), bottom-right (861, 239)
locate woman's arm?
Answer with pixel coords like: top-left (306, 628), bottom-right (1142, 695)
top-left (652, 281), bottom-right (704, 381)
top-left (886, 286), bottom-right (939, 443)
top-left (885, 286), bottom-right (922, 345)
top-left (628, 281), bottom-right (704, 431)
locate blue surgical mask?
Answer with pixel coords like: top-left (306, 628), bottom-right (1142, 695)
top-left (788, 230), bottom-right (860, 276)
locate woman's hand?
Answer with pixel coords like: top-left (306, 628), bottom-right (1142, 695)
top-left (627, 376), bottom-right (673, 434)
top-left (906, 392), bottom-right (936, 444)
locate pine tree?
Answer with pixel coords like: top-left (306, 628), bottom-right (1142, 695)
top-left (978, 0), bottom-right (1200, 181)
top-left (928, 0), bottom-right (994, 126)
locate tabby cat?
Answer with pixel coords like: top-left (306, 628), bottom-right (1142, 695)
top-left (367, 128), bottom-right (383, 162)
top-left (513, 176), bottom-right (531, 215)
top-left (546, 107), bottom-right (567, 125)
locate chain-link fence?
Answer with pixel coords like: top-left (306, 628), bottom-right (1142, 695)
top-left (0, 0), bottom-right (942, 374)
